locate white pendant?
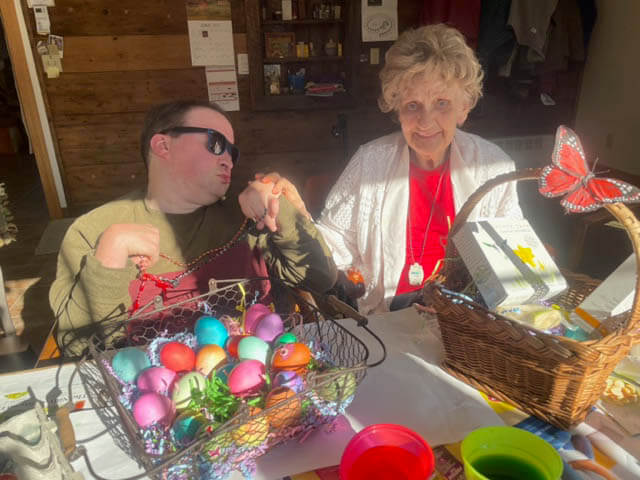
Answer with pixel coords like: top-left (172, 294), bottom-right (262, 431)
top-left (408, 262), bottom-right (424, 286)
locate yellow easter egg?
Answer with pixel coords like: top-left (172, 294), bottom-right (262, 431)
top-left (172, 371), bottom-right (206, 411)
top-left (195, 344), bottom-right (227, 377)
top-left (231, 407), bottom-right (269, 447)
top-left (265, 386), bottom-right (302, 429)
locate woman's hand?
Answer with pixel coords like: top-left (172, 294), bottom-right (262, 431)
top-left (94, 224), bottom-right (160, 269)
top-left (238, 180), bottom-right (280, 232)
top-left (255, 172), bottom-right (312, 220)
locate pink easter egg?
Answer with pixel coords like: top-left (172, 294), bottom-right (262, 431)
top-left (160, 342), bottom-right (196, 372)
top-left (132, 392), bottom-right (175, 428)
top-left (136, 367), bottom-right (177, 394)
top-left (227, 359), bottom-right (266, 397)
top-left (244, 304), bottom-right (271, 334)
top-left (255, 313), bottom-right (284, 343)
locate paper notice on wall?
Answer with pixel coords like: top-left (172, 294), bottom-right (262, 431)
top-left (237, 53), bottom-right (249, 75)
top-left (187, 20), bottom-right (235, 66)
top-left (186, 0), bottom-right (235, 67)
top-left (27, 0), bottom-right (55, 7)
top-left (33, 5), bottom-right (50, 35)
top-left (205, 66), bottom-right (239, 112)
top-left (48, 34), bottom-right (64, 58)
top-left (361, 0), bottom-right (398, 42)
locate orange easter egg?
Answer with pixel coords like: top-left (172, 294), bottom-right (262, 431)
top-left (195, 344), bottom-right (227, 377)
top-left (271, 343), bottom-right (312, 375)
top-left (231, 407), bottom-right (269, 447)
top-left (265, 386), bottom-right (301, 429)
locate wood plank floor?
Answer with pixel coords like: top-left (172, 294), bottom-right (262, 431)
top-left (0, 151), bottom-right (57, 366)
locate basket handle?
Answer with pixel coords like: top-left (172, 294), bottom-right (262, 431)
top-left (444, 167), bottom-right (640, 339)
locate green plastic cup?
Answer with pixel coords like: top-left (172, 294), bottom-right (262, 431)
top-left (461, 426), bottom-right (563, 480)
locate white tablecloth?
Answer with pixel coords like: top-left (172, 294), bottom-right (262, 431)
top-left (2, 308), bottom-right (639, 479)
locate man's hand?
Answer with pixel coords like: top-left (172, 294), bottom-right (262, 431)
top-left (238, 180), bottom-right (280, 232)
top-left (94, 224), bottom-right (160, 269)
top-left (255, 172), bottom-right (311, 220)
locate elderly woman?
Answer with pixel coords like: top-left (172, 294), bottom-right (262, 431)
top-left (316, 24), bottom-right (523, 314)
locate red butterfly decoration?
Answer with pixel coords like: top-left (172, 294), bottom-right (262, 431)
top-left (538, 125), bottom-right (640, 213)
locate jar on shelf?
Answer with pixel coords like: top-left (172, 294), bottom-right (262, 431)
top-left (325, 37), bottom-right (337, 56)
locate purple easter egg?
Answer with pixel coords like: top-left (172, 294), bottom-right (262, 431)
top-left (255, 313), bottom-right (284, 343)
top-left (137, 367), bottom-right (177, 395)
top-left (273, 370), bottom-right (305, 393)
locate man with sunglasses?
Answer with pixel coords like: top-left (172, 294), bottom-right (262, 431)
top-left (50, 100), bottom-right (337, 357)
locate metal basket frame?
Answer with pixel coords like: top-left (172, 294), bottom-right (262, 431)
top-left (88, 277), bottom-right (384, 478)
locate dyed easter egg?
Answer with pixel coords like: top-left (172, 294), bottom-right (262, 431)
top-left (195, 344), bottom-right (227, 377)
top-left (273, 370), bottom-right (305, 393)
top-left (255, 313), bottom-right (284, 343)
top-left (132, 392), bottom-right (175, 428)
top-left (226, 334), bottom-right (249, 359)
top-left (136, 366), bottom-right (177, 394)
top-left (271, 343), bottom-right (312, 375)
top-left (195, 316), bottom-right (229, 347)
top-left (244, 303), bottom-right (271, 334)
top-left (112, 347), bottom-right (151, 384)
top-left (172, 414), bottom-right (203, 445)
top-left (215, 363), bottom-right (235, 384)
top-left (228, 360), bottom-right (266, 397)
top-left (265, 386), bottom-right (302, 429)
top-left (316, 368), bottom-right (357, 402)
top-left (237, 336), bottom-right (270, 365)
top-left (160, 342), bottom-right (196, 373)
top-left (172, 371), bottom-right (206, 410)
top-left (276, 332), bottom-right (297, 345)
top-left (231, 407), bottom-right (269, 446)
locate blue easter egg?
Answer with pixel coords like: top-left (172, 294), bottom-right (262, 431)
top-left (215, 363), bottom-right (235, 383)
top-left (195, 315), bottom-right (229, 347)
top-left (112, 347), bottom-right (151, 384)
top-left (173, 414), bottom-right (203, 445)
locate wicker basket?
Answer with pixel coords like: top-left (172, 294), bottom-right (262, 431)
top-left (424, 168), bottom-right (640, 429)
top-left (88, 278), bottom-right (383, 479)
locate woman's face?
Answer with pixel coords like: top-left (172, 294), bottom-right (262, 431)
top-left (397, 76), bottom-right (470, 169)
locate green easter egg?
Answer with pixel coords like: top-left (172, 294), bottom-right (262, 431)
top-left (316, 368), bottom-right (357, 402)
top-left (276, 332), bottom-right (297, 345)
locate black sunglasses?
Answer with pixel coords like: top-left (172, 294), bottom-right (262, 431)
top-left (160, 126), bottom-right (239, 165)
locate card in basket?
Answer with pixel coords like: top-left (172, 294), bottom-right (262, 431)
top-left (452, 217), bottom-right (567, 310)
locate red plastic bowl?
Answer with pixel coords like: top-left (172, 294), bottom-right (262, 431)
top-left (339, 424), bottom-right (435, 480)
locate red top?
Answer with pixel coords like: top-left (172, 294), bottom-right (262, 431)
top-left (395, 161), bottom-right (456, 296)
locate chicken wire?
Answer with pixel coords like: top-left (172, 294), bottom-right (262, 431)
top-left (88, 277), bottom-right (376, 479)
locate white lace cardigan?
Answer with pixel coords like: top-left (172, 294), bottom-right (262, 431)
top-left (316, 129), bottom-right (523, 314)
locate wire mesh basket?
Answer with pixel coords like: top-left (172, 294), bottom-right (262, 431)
top-left (88, 277), bottom-right (382, 479)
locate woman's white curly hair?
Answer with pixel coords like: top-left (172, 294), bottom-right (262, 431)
top-left (379, 24), bottom-right (484, 113)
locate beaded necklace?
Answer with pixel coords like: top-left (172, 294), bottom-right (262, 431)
top-left (130, 218), bottom-right (249, 313)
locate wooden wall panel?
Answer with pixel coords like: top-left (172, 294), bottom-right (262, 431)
top-left (45, 69), bottom-right (207, 116)
top-left (48, 0), bottom-right (187, 36)
top-left (27, 0), bottom-right (422, 207)
top-left (63, 36), bottom-right (191, 73)
top-left (65, 163), bottom-right (147, 205)
top-left (229, 110), bottom-right (344, 154)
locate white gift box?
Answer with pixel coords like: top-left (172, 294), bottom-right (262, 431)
top-left (452, 218), bottom-right (567, 310)
top-left (570, 253), bottom-right (636, 336)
